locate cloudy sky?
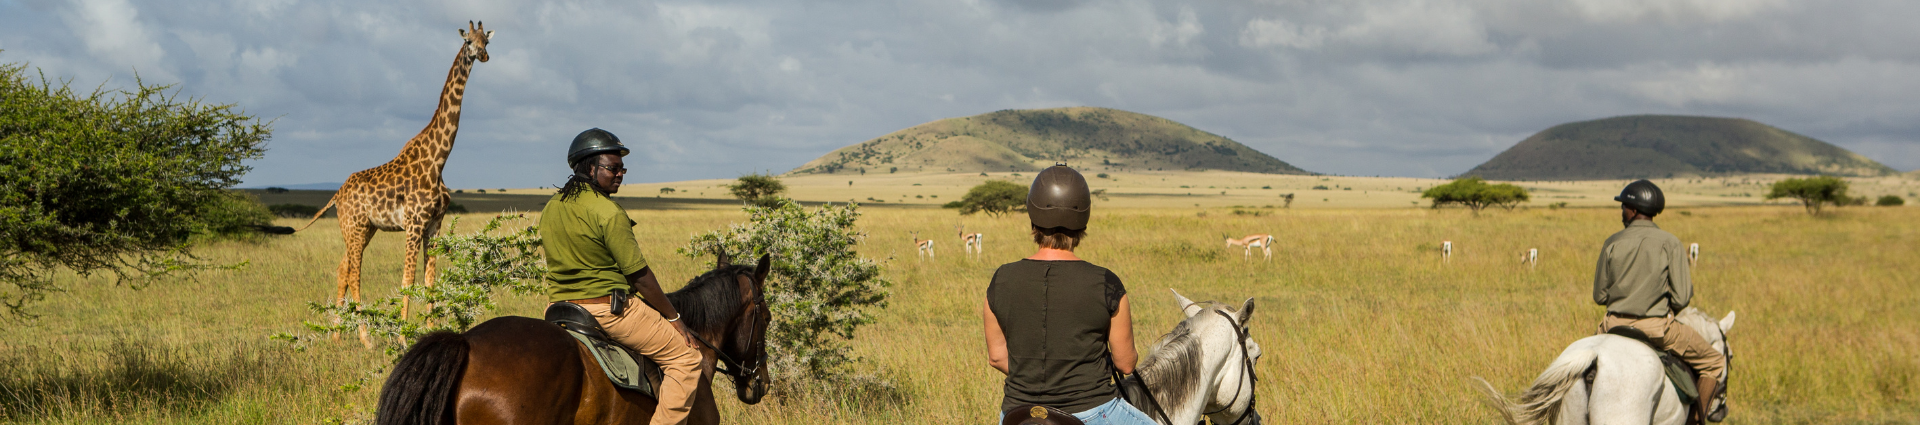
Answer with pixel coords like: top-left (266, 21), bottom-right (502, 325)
top-left (4, 0), bottom-right (1916, 188)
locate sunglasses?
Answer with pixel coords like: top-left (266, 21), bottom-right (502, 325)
top-left (591, 163), bottom-right (628, 175)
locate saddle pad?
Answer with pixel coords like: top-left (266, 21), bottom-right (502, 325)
top-left (563, 330), bottom-right (663, 398)
top-left (1604, 327), bottom-right (1698, 406)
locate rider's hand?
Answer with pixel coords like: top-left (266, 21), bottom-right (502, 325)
top-left (673, 319), bottom-right (697, 347)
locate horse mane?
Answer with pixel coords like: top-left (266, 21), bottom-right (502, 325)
top-left (664, 264), bottom-right (755, 333)
top-left (1137, 313), bottom-right (1205, 410)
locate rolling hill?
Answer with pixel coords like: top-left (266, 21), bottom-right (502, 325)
top-left (1464, 115), bottom-right (1897, 180)
top-left (787, 107), bottom-right (1311, 175)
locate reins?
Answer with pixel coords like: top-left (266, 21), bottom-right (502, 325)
top-left (1201, 309), bottom-right (1259, 425)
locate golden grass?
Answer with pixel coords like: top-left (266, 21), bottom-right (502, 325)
top-left (3, 204), bottom-right (1915, 424)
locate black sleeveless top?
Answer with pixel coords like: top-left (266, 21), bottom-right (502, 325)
top-left (987, 259), bottom-right (1127, 413)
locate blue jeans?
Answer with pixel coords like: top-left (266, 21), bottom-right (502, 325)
top-left (999, 398), bottom-right (1156, 425)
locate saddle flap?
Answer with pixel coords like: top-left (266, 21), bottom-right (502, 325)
top-left (544, 302), bottom-right (607, 340)
top-left (561, 326), bottom-right (665, 398)
top-left (1001, 405), bottom-right (1086, 425)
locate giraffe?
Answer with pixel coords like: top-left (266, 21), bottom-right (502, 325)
top-left (294, 21), bottom-right (493, 344)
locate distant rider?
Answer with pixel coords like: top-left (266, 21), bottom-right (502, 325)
top-left (1593, 179), bottom-right (1726, 424)
top-left (541, 128), bottom-right (702, 425)
top-left (982, 163), bottom-right (1155, 425)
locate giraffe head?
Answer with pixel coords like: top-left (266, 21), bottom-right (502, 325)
top-left (459, 21), bottom-right (494, 63)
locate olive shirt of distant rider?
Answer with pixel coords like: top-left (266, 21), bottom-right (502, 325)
top-left (541, 128), bottom-right (703, 425)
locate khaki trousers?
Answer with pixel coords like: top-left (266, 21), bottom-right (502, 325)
top-left (582, 296), bottom-right (703, 425)
top-left (1598, 314), bottom-right (1726, 379)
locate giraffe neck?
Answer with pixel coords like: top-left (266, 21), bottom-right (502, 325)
top-left (397, 47), bottom-right (476, 173)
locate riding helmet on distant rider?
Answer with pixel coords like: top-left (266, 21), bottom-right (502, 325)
top-left (1614, 179), bottom-right (1665, 217)
top-left (1027, 163), bottom-right (1092, 231)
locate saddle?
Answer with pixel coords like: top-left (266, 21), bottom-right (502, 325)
top-left (1001, 405), bottom-right (1086, 425)
top-left (1603, 326), bottom-right (1700, 407)
top-left (545, 302), bottom-right (665, 399)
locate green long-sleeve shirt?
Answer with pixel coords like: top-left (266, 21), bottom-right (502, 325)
top-left (1593, 220), bottom-right (1692, 317)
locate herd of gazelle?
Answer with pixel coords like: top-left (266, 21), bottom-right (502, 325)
top-left (1440, 241), bottom-right (1701, 269)
top-left (914, 228), bottom-right (1707, 270)
top-left (910, 226), bottom-right (986, 260)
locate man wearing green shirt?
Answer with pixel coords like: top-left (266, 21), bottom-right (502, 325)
top-left (1594, 179), bottom-right (1725, 424)
top-left (543, 128), bottom-right (701, 425)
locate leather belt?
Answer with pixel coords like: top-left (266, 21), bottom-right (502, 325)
top-left (1607, 312), bottom-right (1671, 320)
top-left (568, 295), bottom-right (613, 304)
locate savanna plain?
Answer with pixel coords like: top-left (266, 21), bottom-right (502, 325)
top-left (2, 191), bottom-right (1916, 424)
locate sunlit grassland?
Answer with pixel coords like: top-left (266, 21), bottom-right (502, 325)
top-left (3, 205), bottom-right (1915, 423)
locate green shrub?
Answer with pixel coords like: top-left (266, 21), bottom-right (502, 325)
top-left (1, 58), bottom-right (271, 315)
top-left (678, 202), bottom-right (892, 401)
top-left (1876, 195), bottom-right (1905, 207)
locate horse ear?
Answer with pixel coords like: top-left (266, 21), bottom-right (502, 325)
top-left (753, 254), bottom-right (773, 286)
top-left (1238, 297), bottom-right (1256, 327)
top-left (1719, 310), bottom-right (1736, 333)
top-left (715, 250), bottom-right (732, 268)
top-left (1170, 289), bottom-right (1199, 317)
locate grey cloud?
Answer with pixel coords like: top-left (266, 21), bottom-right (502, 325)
top-left (2, 0), bottom-right (1916, 190)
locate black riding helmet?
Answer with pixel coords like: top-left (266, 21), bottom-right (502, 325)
top-left (1614, 179), bottom-right (1665, 217)
top-left (567, 128), bottom-right (630, 169)
top-left (1027, 163), bottom-right (1091, 231)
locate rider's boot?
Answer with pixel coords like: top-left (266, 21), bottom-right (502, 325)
top-left (1692, 376), bottom-right (1720, 424)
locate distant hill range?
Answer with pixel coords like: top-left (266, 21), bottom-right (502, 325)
top-left (788, 107), bottom-right (1310, 175)
top-left (1464, 115), bottom-right (1897, 180)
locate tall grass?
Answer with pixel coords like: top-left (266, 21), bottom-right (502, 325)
top-left (2, 205), bottom-right (1913, 423)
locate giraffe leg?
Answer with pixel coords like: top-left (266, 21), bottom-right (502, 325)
top-left (337, 221), bottom-right (376, 347)
top-left (399, 228), bottom-right (426, 320)
top-left (418, 216), bottom-right (444, 328)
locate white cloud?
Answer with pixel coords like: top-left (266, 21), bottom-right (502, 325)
top-left (61, 0), bottom-right (167, 75)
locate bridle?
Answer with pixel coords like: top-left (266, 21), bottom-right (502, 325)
top-left (687, 275), bottom-right (767, 382)
top-left (1202, 309), bottom-right (1260, 425)
top-left (1711, 325), bottom-right (1733, 421)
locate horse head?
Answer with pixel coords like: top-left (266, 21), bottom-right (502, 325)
top-left (725, 253), bottom-right (774, 405)
top-left (1678, 307), bottom-right (1736, 422)
top-left (1162, 289), bottom-right (1263, 424)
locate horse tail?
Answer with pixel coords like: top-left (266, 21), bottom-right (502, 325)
top-left (1473, 347), bottom-right (1598, 425)
top-left (293, 197), bottom-right (338, 232)
top-left (376, 330), bottom-right (470, 425)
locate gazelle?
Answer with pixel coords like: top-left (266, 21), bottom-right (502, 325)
top-left (1688, 243), bottom-right (1699, 267)
top-left (1442, 240), bottom-right (1453, 263)
top-left (956, 225), bottom-right (983, 258)
top-left (1521, 248), bottom-right (1538, 270)
top-left (1224, 234), bottom-right (1275, 261)
top-left (912, 231), bottom-right (934, 260)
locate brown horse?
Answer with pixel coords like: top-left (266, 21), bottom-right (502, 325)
top-left (374, 253), bottom-right (774, 424)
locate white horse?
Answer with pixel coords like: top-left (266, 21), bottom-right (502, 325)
top-left (1126, 290), bottom-right (1264, 425)
top-left (1474, 307), bottom-right (1736, 425)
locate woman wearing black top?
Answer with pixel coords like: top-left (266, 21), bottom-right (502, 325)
top-left (983, 164), bottom-right (1154, 425)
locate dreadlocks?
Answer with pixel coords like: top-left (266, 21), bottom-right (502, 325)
top-left (557, 161), bottom-right (597, 201)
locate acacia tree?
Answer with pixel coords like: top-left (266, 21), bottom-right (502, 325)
top-left (948, 180), bottom-right (1027, 217)
top-left (1766, 176), bottom-right (1851, 215)
top-left (728, 173), bottom-right (788, 208)
top-left (1421, 177), bottom-right (1530, 215)
top-left (1, 58), bottom-right (273, 315)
